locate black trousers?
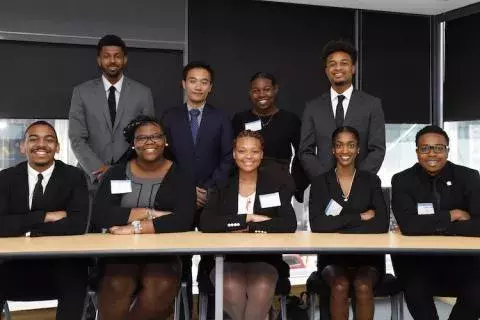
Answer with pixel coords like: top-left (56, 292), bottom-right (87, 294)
top-left (0, 258), bottom-right (89, 320)
top-left (392, 255), bottom-right (480, 320)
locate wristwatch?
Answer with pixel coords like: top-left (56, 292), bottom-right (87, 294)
top-left (131, 220), bottom-right (142, 234)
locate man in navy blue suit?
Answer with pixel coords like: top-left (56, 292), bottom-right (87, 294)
top-left (162, 61), bottom-right (234, 317)
top-left (162, 61), bottom-right (233, 210)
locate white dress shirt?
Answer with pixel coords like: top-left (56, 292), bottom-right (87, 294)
top-left (330, 85), bottom-right (354, 118)
top-left (27, 162), bottom-right (55, 210)
top-left (102, 75), bottom-right (124, 109)
top-left (237, 192), bottom-right (256, 215)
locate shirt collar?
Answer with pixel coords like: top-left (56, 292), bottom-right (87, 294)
top-left (330, 85), bottom-right (354, 102)
top-left (102, 75), bottom-right (124, 93)
top-left (186, 103), bottom-right (205, 114)
top-left (27, 161), bottom-right (55, 179)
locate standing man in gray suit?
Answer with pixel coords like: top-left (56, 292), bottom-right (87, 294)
top-left (69, 34), bottom-right (154, 187)
top-left (299, 40), bottom-right (385, 180)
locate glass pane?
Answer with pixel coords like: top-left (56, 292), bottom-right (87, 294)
top-left (0, 119), bottom-right (77, 171)
top-left (378, 123), bottom-right (428, 187)
top-left (444, 120), bottom-right (480, 172)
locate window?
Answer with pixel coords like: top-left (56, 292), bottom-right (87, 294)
top-left (444, 120), bottom-right (480, 172)
top-left (0, 119), bottom-right (77, 171)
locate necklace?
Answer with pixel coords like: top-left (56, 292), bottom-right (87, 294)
top-left (335, 168), bottom-right (356, 202)
top-left (258, 114), bottom-right (275, 128)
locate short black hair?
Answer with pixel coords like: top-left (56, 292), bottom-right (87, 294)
top-left (331, 126), bottom-right (360, 146)
top-left (97, 34), bottom-right (127, 56)
top-left (24, 120), bottom-right (58, 141)
top-left (183, 61), bottom-right (215, 83)
top-left (123, 115), bottom-right (164, 145)
top-left (415, 125), bottom-right (450, 146)
top-left (250, 72), bottom-right (277, 86)
top-left (322, 40), bottom-right (357, 67)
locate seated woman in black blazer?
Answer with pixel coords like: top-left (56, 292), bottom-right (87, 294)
top-left (200, 130), bottom-right (297, 320)
top-left (309, 126), bottom-right (389, 320)
top-left (92, 115), bottom-right (195, 320)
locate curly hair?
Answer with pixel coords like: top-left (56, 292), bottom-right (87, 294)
top-left (123, 115), bottom-right (164, 145)
top-left (233, 130), bottom-right (265, 150)
top-left (321, 39), bottom-right (357, 66)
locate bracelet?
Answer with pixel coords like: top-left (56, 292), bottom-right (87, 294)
top-left (131, 220), bottom-right (142, 234)
top-left (146, 208), bottom-right (154, 220)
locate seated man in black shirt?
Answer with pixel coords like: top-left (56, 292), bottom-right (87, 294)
top-left (391, 125), bottom-right (480, 320)
top-left (0, 121), bottom-right (89, 320)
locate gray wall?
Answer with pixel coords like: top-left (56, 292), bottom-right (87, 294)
top-left (0, 0), bottom-right (186, 49)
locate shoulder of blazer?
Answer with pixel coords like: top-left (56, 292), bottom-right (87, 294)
top-left (52, 160), bottom-right (84, 178)
top-left (0, 161), bottom-right (27, 179)
top-left (122, 76), bottom-right (151, 92)
top-left (74, 78), bottom-right (101, 91)
top-left (306, 92), bottom-right (330, 107)
top-left (352, 90), bottom-right (381, 106)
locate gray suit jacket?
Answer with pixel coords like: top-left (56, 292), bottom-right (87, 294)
top-left (68, 76), bottom-right (154, 182)
top-left (299, 90), bottom-right (385, 180)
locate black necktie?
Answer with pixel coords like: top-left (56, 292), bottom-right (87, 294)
top-left (335, 94), bottom-right (345, 128)
top-left (31, 173), bottom-right (44, 211)
top-left (108, 86), bottom-right (116, 127)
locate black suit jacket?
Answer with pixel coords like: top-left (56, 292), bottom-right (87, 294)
top-left (92, 161), bottom-right (196, 233)
top-left (299, 90), bottom-right (385, 180)
top-left (199, 170), bottom-right (297, 275)
top-left (161, 104), bottom-right (233, 188)
top-left (309, 169), bottom-right (388, 271)
top-left (309, 169), bottom-right (389, 233)
top-left (392, 161), bottom-right (480, 236)
top-left (0, 160), bottom-right (89, 237)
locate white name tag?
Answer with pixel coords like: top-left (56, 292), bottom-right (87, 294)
top-left (417, 203), bottom-right (435, 215)
top-left (110, 180), bottom-right (132, 194)
top-left (325, 199), bottom-right (343, 216)
top-left (259, 192), bottom-right (281, 208)
top-left (245, 120), bottom-right (262, 131)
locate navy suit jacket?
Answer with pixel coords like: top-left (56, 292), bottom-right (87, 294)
top-left (161, 104), bottom-right (233, 188)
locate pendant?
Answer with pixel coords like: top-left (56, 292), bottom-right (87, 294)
top-left (343, 197), bottom-right (348, 202)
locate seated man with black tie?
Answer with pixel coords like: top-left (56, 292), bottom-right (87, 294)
top-left (0, 121), bottom-right (89, 320)
top-left (391, 125), bottom-right (480, 320)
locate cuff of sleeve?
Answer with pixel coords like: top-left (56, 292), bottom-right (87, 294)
top-left (248, 222), bottom-right (269, 233)
top-left (225, 215), bottom-right (247, 231)
top-left (435, 210), bottom-right (452, 233)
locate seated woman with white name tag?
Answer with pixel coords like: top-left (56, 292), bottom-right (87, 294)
top-left (309, 126), bottom-right (389, 320)
top-left (91, 115), bottom-right (196, 320)
top-left (199, 130), bottom-right (297, 320)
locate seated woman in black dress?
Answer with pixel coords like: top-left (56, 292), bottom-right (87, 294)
top-left (92, 115), bottom-right (196, 320)
top-left (232, 72), bottom-right (308, 201)
top-left (200, 130), bottom-right (297, 320)
top-left (309, 126), bottom-right (389, 320)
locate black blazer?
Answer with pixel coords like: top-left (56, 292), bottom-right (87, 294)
top-left (161, 104), bottom-right (233, 188)
top-left (199, 170), bottom-right (297, 276)
top-left (309, 169), bottom-right (389, 233)
top-left (199, 171), bottom-right (297, 233)
top-left (392, 161), bottom-right (480, 236)
top-left (0, 160), bottom-right (89, 237)
top-left (92, 161), bottom-right (196, 233)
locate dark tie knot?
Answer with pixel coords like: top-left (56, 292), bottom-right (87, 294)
top-left (337, 94), bottom-right (345, 103)
top-left (109, 86), bottom-right (116, 94)
top-left (189, 109), bottom-right (201, 118)
top-left (37, 173), bottom-right (44, 183)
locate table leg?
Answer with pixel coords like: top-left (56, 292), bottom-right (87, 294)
top-left (215, 255), bottom-right (224, 320)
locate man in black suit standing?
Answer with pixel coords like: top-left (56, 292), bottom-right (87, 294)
top-left (299, 40), bottom-right (386, 180)
top-left (0, 121), bottom-right (89, 319)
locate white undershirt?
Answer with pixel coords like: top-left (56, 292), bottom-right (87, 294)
top-left (330, 85), bottom-right (354, 117)
top-left (102, 74), bottom-right (124, 110)
top-left (237, 192), bottom-right (256, 215)
top-left (27, 162), bottom-right (55, 210)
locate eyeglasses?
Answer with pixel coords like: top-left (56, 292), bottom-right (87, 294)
top-left (417, 144), bottom-right (448, 154)
top-left (134, 134), bottom-right (165, 144)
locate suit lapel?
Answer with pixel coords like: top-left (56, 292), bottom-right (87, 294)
top-left (42, 161), bottom-right (62, 207)
top-left (13, 163), bottom-right (30, 212)
top-left (181, 104), bottom-right (196, 150)
top-left (113, 77), bottom-right (129, 133)
top-left (344, 89), bottom-right (359, 125)
top-left (94, 79), bottom-right (113, 132)
top-left (225, 175), bottom-right (240, 214)
top-left (320, 93), bottom-right (337, 134)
